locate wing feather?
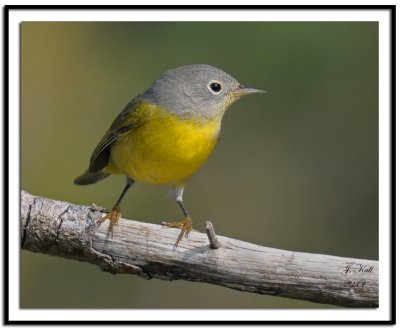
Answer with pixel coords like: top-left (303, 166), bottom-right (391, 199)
top-left (88, 98), bottom-right (143, 172)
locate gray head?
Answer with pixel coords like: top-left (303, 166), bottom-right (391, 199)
top-left (141, 64), bottom-right (265, 120)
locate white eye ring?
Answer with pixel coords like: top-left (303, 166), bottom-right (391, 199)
top-left (207, 80), bottom-right (223, 95)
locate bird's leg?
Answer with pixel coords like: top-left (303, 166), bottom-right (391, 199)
top-left (101, 177), bottom-right (134, 237)
top-left (162, 185), bottom-right (192, 247)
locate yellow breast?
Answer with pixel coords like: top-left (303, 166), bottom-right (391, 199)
top-left (107, 103), bottom-right (220, 185)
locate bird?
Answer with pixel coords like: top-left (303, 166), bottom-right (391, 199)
top-left (75, 64), bottom-right (265, 247)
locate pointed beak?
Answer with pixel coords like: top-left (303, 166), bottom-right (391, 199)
top-left (231, 85), bottom-right (267, 97)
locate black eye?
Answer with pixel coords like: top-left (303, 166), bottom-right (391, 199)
top-left (209, 82), bottom-right (222, 93)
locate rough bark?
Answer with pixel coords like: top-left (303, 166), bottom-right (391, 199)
top-left (21, 190), bottom-right (378, 307)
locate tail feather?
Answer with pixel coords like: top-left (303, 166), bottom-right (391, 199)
top-left (74, 170), bottom-right (110, 185)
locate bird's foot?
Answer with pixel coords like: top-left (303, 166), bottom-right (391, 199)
top-left (100, 206), bottom-right (121, 237)
top-left (162, 216), bottom-right (192, 247)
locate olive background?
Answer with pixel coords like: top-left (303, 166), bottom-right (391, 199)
top-left (21, 21), bottom-right (378, 308)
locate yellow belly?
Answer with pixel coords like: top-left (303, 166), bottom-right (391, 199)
top-left (107, 105), bottom-right (220, 185)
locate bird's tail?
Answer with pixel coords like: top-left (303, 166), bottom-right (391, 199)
top-left (74, 170), bottom-right (110, 185)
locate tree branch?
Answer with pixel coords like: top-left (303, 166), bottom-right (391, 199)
top-left (20, 190), bottom-right (378, 307)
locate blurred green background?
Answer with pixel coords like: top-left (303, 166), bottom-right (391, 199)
top-left (21, 22), bottom-right (378, 308)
